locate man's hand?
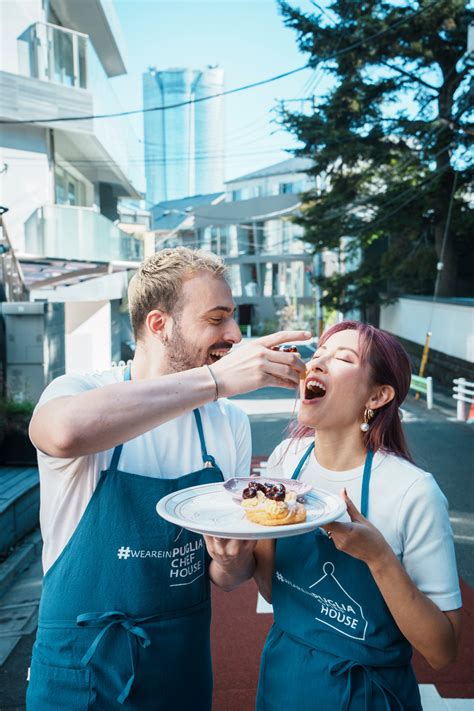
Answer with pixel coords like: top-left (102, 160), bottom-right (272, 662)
top-left (210, 330), bottom-right (311, 398)
top-left (204, 536), bottom-right (256, 591)
top-left (321, 488), bottom-right (391, 567)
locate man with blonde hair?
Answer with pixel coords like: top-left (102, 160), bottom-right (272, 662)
top-left (27, 247), bottom-right (309, 710)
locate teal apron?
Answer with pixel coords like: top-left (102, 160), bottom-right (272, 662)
top-left (257, 445), bottom-right (422, 710)
top-left (27, 366), bottom-right (223, 710)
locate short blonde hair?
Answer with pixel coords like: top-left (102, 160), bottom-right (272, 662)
top-left (128, 247), bottom-right (228, 339)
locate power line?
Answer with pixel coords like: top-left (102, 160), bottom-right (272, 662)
top-left (3, 117), bottom-right (451, 168)
top-left (0, 0), bottom-right (443, 127)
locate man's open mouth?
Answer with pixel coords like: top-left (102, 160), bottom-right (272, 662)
top-left (304, 377), bottom-right (327, 400)
top-left (208, 348), bottom-right (231, 364)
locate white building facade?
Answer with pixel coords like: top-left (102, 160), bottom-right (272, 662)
top-left (0, 0), bottom-right (144, 262)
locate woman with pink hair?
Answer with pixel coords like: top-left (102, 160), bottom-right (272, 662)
top-left (255, 321), bottom-right (461, 711)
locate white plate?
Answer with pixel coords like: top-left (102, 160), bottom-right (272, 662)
top-left (156, 482), bottom-right (346, 540)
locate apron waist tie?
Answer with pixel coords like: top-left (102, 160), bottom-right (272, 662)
top-left (330, 659), bottom-right (405, 711)
top-left (77, 611), bottom-right (151, 705)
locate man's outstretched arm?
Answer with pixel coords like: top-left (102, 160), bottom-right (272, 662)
top-left (30, 330), bottom-right (309, 458)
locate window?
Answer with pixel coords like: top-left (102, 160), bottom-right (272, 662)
top-left (279, 182), bottom-right (294, 194)
top-left (55, 165), bottom-right (86, 206)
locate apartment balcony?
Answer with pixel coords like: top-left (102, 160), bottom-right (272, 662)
top-left (1, 22), bottom-right (93, 133)
top-left (18, 22), bottom-right (88, 89)
top-left (24, 205), bottom-right (144, 263)
top-left (0, 22), bottom-right (141, 197)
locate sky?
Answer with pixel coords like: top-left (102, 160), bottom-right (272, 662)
top-left (109, 0), bottom-right (332, 185)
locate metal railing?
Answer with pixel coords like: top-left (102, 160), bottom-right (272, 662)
top-left (410, 374), bottom-right (433, 410)
top-left (453, 378), bottom-right (474, 422)
top-left (18, 21), bottom-right (88, 89)
top-left (0, 208), bottom-right (29, 302)
top-left (24, 205), bottom-right (144, 263)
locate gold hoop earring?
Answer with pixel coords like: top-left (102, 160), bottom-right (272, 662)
top-left (360, 408), bottom-right (374, 432)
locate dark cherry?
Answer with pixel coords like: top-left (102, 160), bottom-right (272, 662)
top-left (265, 483), bottom-right (286, 501)
top-left (248, 481), bottom-right (266, 493)
top-left (242, 487), bottom-right (257, 499)
top-left (271, 345), bottom-right (298, 353)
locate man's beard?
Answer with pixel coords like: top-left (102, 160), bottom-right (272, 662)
top-left (164, 320), bottom-right (203, 373)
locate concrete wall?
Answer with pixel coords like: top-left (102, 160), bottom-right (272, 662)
top-left (65, 301), bottom-right (112, 374)
top-left (380, 297), bottom-right (474, 363)
top-left (0, 124), bottom-right (52, 250)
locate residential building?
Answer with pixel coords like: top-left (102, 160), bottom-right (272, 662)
top-left (0, 0), bottom-right (144, 263)
top-left (151, 192), bottom-right (225, 251)
top-left (150, 157), bottom-right (322, 331)
top-left (143, 67), bottom-right (224, 206)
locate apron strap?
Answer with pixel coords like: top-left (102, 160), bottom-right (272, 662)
top-left (77, 610), bottom-right (151, 705)
top-left (108, 365), bottom-right (132, 473)
top-left (193, 409), bottom-right (217, 468)
top-left (109, 368), bottom-right (217, 472)
top-left (360, 449), bottom-right (374, 518)
top-left (292, 444), bottom-right (374, 517)
top-left (291, 442), bottom-right (315, 480)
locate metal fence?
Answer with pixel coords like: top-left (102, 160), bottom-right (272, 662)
top-left (453, 378), bottom-right (474, 422)
top-left (410, 375), bottom-right (433, 410)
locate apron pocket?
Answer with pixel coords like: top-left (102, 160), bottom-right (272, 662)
top-left (27, 657), bottom-right (91, 710)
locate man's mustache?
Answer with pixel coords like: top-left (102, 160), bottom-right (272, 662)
top-left (209, 342), bottom-right (233, 350)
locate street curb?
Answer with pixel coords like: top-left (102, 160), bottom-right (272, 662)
top-left (0, 529), bottom-right (42, 600)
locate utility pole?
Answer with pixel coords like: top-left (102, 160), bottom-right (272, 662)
top-left (312, 252), bottom-right (323, 338)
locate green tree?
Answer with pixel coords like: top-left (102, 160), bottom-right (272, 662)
top-left (279, 0), bottom-right (473, 319)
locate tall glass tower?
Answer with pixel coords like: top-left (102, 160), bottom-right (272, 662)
top-left (143, 67), bottom-right (224, 206)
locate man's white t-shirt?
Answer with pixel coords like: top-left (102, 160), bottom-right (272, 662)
top-left (266, 437), bottom-right (461, 612)
top-left (35, 367), bottom-right (252, 573)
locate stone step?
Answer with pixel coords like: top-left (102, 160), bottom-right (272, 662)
top-left (0, 467), bottom-right (39, 556)
top-left (0, 545), bottom-right (42, 666)
top-left (0, 529), bottom-right (42, 600)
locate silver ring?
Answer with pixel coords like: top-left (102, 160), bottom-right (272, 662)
top-left (327, 530), bottom-right (332, 539)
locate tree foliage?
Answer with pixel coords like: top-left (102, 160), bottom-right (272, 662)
top-left (279, 0), bottom-right (473, 317)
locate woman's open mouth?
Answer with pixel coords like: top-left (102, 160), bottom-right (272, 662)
top-left (303, 377), bottom-right (327, 401)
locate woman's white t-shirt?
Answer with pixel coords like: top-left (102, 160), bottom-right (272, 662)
top-left (35, 367), bottom-right (252, 573)
top-left (266, 437), bottom-right (461, 612)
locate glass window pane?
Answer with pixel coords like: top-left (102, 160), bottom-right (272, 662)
top-left (78, 36), bottom-right (87, 88)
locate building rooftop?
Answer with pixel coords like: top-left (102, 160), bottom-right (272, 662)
top-left (151, 192), bottom-right (225, 231)
top-left (226, 157), bottom-right (314, 184)
top-left (193, 193), bottom-right (301, 229)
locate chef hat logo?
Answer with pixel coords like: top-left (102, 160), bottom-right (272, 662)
top-left (309, 561), bottom-right (368, 640)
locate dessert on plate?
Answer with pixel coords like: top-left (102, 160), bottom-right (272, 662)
top-left (241, 481), bottom-right (306, 526)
